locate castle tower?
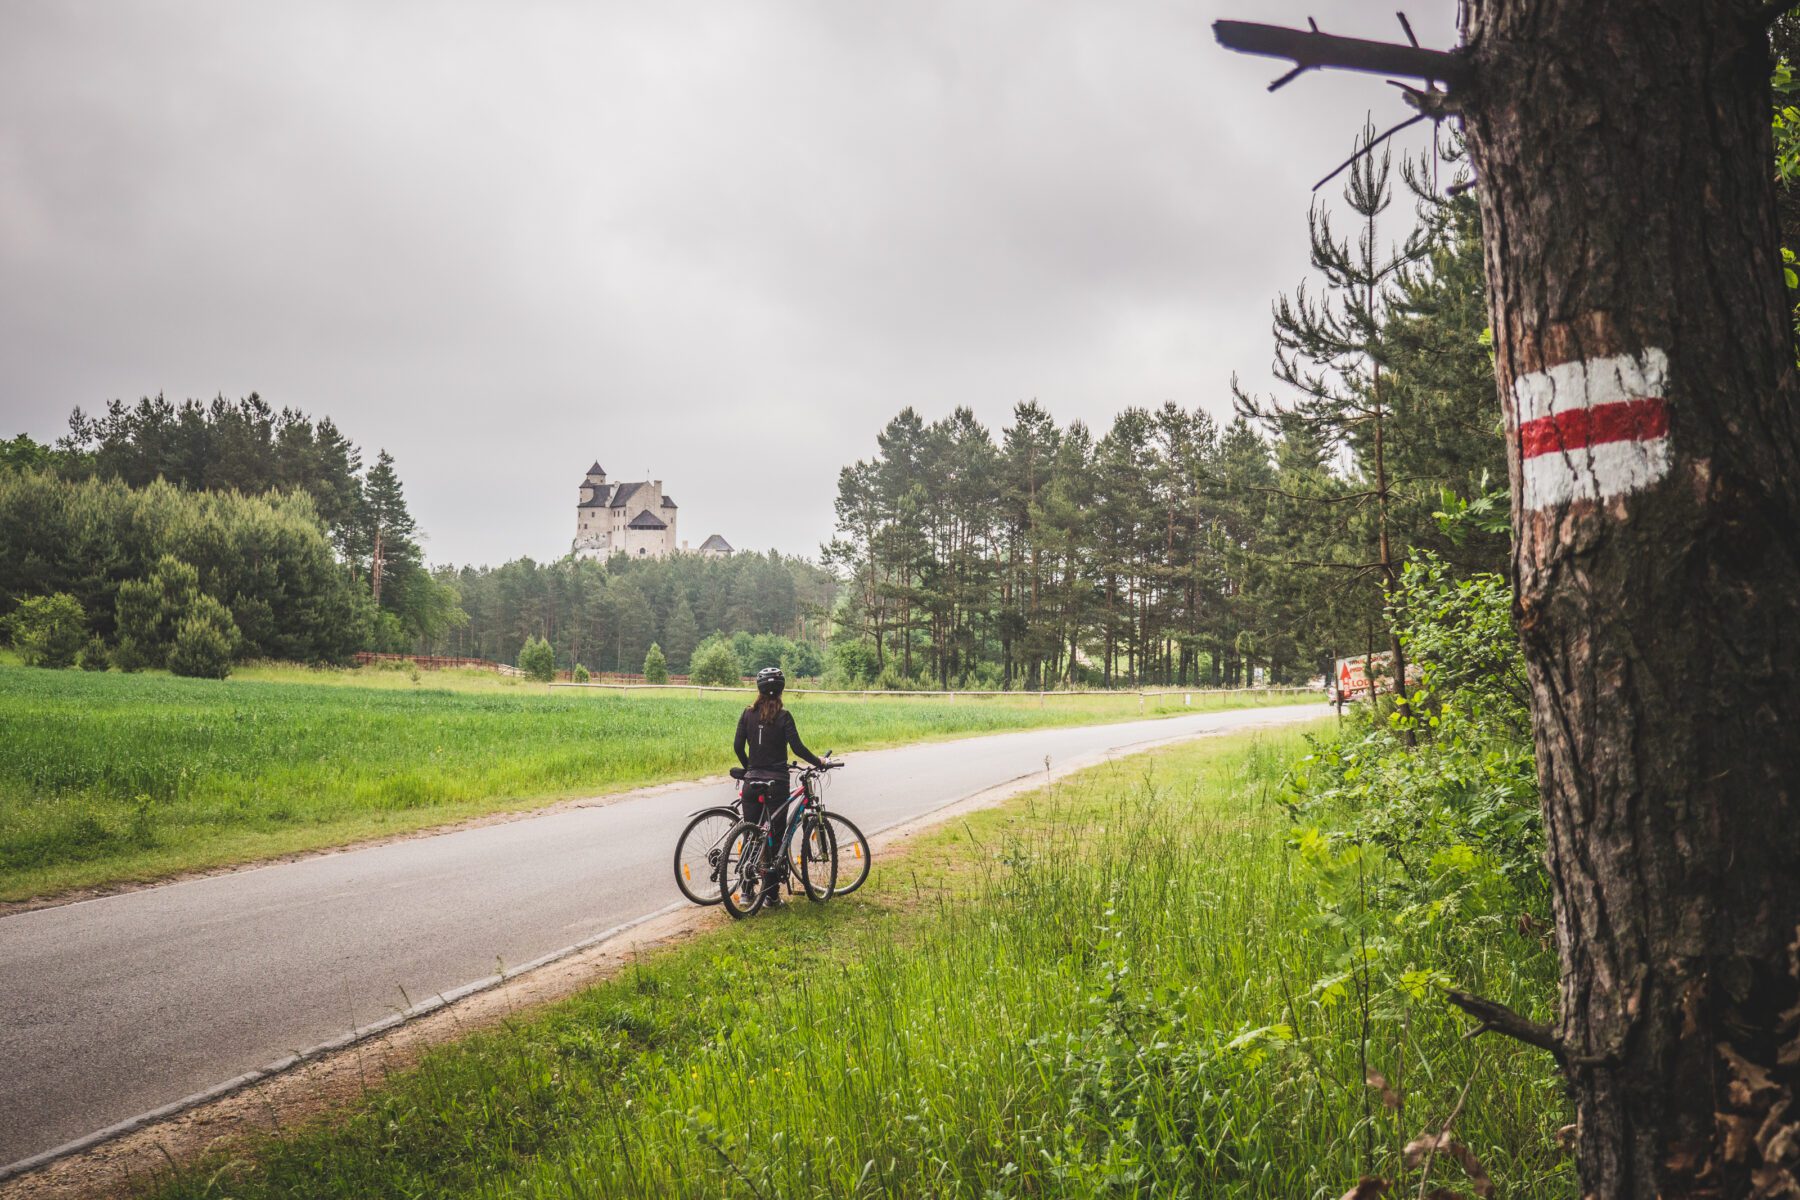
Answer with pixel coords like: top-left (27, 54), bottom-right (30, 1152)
top-left (575, 462), bottom-right (611, 557)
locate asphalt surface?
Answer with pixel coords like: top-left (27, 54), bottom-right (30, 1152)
top-left (0, 702), bottom-right (1330, 1169)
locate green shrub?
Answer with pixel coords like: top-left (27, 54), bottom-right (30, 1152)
top-left (7, 593), bottom-right (86, 669)
top-left (111, 636), bottom-right (150, 673)
top-left (687, 640), bottom-right (741, 687)
top-left (1282, 551), bottom-right (1544, 934)
top-left (114, 556), bottom-right (201, 670)
top-left (826, 639), bottom-right (878, 687)
top-left (78, 636), bottom-right (110, 672)
top-left (518, 635), bottom-right (555, 682)
top-left (572, 663), bottom-right (590, 684)
top-left (0, 470), bottom-right (369, 665)
top-left (167, 594), bottom-right (242, 679)
top-left (642, 642), bottom-right (668, 685)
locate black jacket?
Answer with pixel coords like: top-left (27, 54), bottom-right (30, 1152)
top-left (734, 707), bottom-right (824, 776)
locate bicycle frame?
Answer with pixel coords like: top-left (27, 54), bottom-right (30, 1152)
top-left (739, 765), bottom-right (833, 877)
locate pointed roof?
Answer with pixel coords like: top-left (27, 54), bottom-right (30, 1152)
top-left (627, 509), bottom-right (668, 530)
top-left (699, 534), bottom-right (733, 552)
top-left (589, 460), bottom-right (606, 473)
top-left (609, 481), bottom-right (643, 508)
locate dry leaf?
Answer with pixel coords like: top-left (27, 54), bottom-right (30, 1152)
top-left (1720, 1043), bottom-right (1780, 1107)
top-left (1404, 1132), bottom-right (1451, 1168)
top-left (1748, 1163), bottom-right (1800, 1198)
top-left (1366, 1069), bottom-right (1402, 1110)
top-left (1757, 1097), bottom-right (1800, 1162)
top-left (1445, 1140), bottom-right (1496, 1199)
top-left (1339, 1176), bottom-right (1389, 1200)
top-left (1555, 1123), bottom-right (1578, 1154)
top-left (1719, 1112), bottom-right (1757, 1162)
top-left (1405, 1132), bottom-right (1493, 1198)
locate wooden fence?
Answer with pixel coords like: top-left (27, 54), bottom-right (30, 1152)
top-left (353, 652), bottom-right (525, 677)
top-left (547, 680), bottom-right (1318, 708)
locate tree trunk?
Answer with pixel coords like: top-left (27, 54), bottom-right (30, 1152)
top-left (1461, 3), bottom-right (1800, 1192)
top-left (370, 527), bottom-right (384, 606)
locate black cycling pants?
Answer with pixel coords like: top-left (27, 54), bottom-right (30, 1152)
top-left (741, 782), bottom-right (790, 877)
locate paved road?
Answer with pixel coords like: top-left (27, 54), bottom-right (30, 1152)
top-left (0, 703), bottom-right (1330, 1169)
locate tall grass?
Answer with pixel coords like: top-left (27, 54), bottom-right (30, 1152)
top-left (146, 730), bottom-right (1569, 1200)
top-left (0, 663), bottom-right (1311, 900)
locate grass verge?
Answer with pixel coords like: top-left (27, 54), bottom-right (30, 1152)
top-left (140, 726), bottom-right (1569, 1200)
top-left (0, 662), bottom-right (1314, 901)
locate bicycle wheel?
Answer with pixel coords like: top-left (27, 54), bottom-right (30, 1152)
top-left (824, 813), bottom-right (871, 896)
top-left (673, 807), bottom-right (739, 907)
top-left (797, 814), bottom-right (837, 902)
top-left (719, 821), bottom-right (768, 919)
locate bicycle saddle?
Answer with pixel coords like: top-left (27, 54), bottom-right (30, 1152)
top-left (729, 767), bottom-right (747, 780)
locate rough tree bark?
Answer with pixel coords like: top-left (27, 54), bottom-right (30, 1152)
top-left (1457, 2), bottom-right (1800, 1193)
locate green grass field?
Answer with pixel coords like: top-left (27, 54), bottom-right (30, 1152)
top-left (0, 661), bottom-right (1315, 901)
top-left (142, 727), bottom-right (1568, 1200)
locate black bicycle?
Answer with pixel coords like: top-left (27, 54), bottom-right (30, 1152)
top-left (671, 757), bottom-right (870, 907)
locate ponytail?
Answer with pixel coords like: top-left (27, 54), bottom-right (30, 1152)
top-left (753, 695), bottom-right (784, 724)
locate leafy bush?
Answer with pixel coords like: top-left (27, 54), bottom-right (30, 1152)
top-left (518, 636), bottom-right (555, 682)
top-left (167, 594), bottom-right (242, 679)
top-left (719, 631), bottom-right (824, 679)
top-left (572, 663), bottom-right (590, 684)
top-left (687, 640), bottom-right (741, 687)
top-left (8, 593), bottom-right (86, 669)
top-left (0, 470), bottom-right (368, 663)
top-left (825, 639), bottom-right (878, 687)
top-left (642, 642), bottom-right (669, 685)
top-left (111, 637), bottom-right (151, 673)
top-left (78, 636), bottom-right (109, 671)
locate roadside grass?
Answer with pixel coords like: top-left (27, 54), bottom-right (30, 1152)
top-left (142, 728), bottom-right (1569, 1200)
top-left (0, 662), bottom-right (1316, 901)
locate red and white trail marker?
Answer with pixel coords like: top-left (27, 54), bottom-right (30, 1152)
top-left (1511, 347), bottom-right (1671, 511)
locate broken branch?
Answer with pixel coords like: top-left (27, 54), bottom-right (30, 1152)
top-left (1446, 990), bottom-right (1564, 1062)
top-left (1213, 20), bottom-right (1468, 91)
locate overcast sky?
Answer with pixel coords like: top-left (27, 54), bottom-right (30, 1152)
top-left (1, 0), bottom-right (1459, 567)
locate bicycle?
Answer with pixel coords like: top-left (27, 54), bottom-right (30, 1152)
top-left (671, 758), bottom-right (871, 907)
top-left (718, 758), bottom-right (861, 918)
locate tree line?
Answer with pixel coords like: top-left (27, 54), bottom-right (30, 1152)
top-left (1, 396), bottom-right (457, 671)
top-left (827, 179), bottom-right (1505, 691)
top-left (424, 551), bottom-right (837, 677)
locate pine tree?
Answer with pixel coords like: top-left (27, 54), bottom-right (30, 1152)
top-left (360, 450), bottom-right (418, 607)
top-left (1237, 126), bottom-right (1434, 720)
top-left (663, 593), bottom-right (699, 672)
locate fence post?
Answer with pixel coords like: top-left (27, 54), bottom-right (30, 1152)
top-left (1139, 692), bottom-right (1145, 713)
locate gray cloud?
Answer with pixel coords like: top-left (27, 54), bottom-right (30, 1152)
top-left (0, 0), bottom-right (1460, 565)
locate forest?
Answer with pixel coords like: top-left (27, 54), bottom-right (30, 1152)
top-left (424, 552), bottom-right (838, 677)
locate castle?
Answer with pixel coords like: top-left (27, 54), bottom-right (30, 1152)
top-left (572, 462), bottom-right (732, 561)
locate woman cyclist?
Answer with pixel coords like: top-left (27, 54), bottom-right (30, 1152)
top-left (734, 666), bottom-right (826, 904)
